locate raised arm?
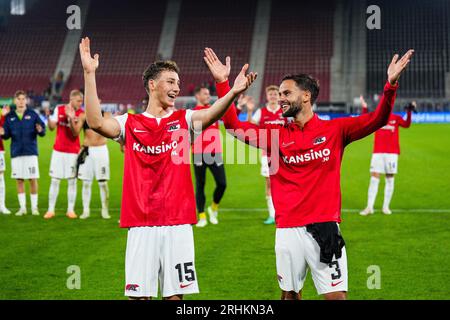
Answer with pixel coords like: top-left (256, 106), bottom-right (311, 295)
top-left (80, 37), bottom-right (121, 139)
top-left (339, 49), bottom-right (414, 145)
top-left (190, 48), bottom-right (257, 132)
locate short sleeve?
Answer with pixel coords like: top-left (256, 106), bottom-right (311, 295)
top-left (252, 108), bottom-right (261, 124)
top-left (49, 107), bottom-right (58, 122)
top-left (184, 109), bottom-right (201, 143)
top-left (114, 113), bottom-right (128, 141)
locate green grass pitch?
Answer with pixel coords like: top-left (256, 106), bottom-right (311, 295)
top-left (0, 123), bottom-right (449, 299)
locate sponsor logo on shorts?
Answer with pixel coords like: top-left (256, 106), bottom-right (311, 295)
top-left (331, 281), bottom-right (343, 287)
top-left (125, 284), bottom-right (140, 292)
top-left (180, 282), bottom-right (193, 289)
top-left (277, 275), bottom-right (283, 282)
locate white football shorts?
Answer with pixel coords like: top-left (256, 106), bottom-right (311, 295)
top-left (78, 145), bottom-right (110, 181)
top-left (0, 151), bottom-right (5, 171)
top-left (125, 224), bottom-right (199, 298)
top-left (370, 153), bottom-right (398, 174)
top-left (49, 150), bottom-right (78, 179)
top-left (11, 155), bottom-right (39, 179)
top-left (275, 225), bottom-right (348, 295)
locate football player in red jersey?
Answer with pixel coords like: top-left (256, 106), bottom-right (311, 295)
top-left (44, 90), bottom-right (85, 219)
top-left (246, 85), bottom-right (286, 225)
top-left (204, 47), bottom-right (413, 300)
top-left (360, 97), bottom-right (414, 216)
top-left (79, 38), bottom-right (256, 300)
top-left (191, 85), bottom-right (227, 227)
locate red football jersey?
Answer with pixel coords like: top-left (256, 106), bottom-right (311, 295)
top-left (373, 112), bottom-right (411, 154)
top-left (218, 80), bottom-right (398, 228)
top-left (118, 110), bottom-right (197, 228)
top-left (52, 105), bottom-right (83, 154)
top-left (191, 105), bottom-right (222, 154)
top-left (253, 106), bottom-right (285, 126)
top-left (253, 106), bottom-right (286, 156)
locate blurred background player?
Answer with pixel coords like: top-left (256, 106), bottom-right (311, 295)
top-left (77, 102), bottom-right (111, 220)
top-left (45, 90), bottom-right (85, 219)
top-left (360, 98), bottom-right (415, 215)
top-left (0, 105), bottom-right (10, 214)
top-left (192, 85), bottom-right (227, 227)
top-left (246, 85), bottom-right (286, 225)
top-left (0, 91), bottom-right (46, 216)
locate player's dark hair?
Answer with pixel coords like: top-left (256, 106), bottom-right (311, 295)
top-left (281, 74), bottom-right (320, 104)
top-left (194, 85), bottom-right (209, 95)
top-left (142, 60), bottom-right (180, 94)
top-left (14, 90), bottom-right (26, 98)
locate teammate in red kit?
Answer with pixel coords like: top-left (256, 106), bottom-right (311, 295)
top-left (44, 90), bottom-right (85, 219)
top-left (204, 47), bottom-right (414, 300)
top-left (360, 97), bottom-right (414, 216)
top-left (191, 85), bottom-right (227, 227)
top-left (79, 38), bottom-right (256, 299)
top-left (246, 85), bottom-right (287, 225)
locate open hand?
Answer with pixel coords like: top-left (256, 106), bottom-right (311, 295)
top-left (387, 49), bottom-right (414, 85)
top-left (79, 37), bottom-right (99, 74)
top-left (203, 48), bottom-right (231, 83)
top-left (231, 64), bottom-right (257, 96)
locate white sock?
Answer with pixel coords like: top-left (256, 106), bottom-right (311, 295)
top-left (266, 195), bottom-right (275, 218)
top-left (367, 176), bottom-right (380, 210)
top-left (67, 178), bottom-right (77, 212)
top-left (98, 181), bottom-right (109, 210)
top-left (18, 193), bottom-right (26, 210)
top-left (383, 177), bottom-right (395, 209)
top-left (82, 180), bottom-right (92, 213)
top-left (48, 178), bottom-right (60, 212)
top-left (0, 173), bottom-right (5, 209)
top-left (30, 193), bottom-right (38, 211)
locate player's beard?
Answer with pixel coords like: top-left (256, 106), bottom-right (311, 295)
top-left (282, 100), bottom-right (302, 118)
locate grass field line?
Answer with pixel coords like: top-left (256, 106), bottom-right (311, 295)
top-left (7, 207), bottom-right (450, 213)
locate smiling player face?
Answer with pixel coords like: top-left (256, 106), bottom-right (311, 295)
top-left (151, 70), bottom-right (180, 109)
top-left (278, 79), bottom-right (304, 117)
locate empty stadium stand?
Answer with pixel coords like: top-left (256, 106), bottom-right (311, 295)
top-left (0, 0), bottom-right (72, 96)
top-left (63, 0), bottom-right (167, 104)
top-left (262, 0), bottom-right (335, 103)
top-left (366, 0), bottom-right (450, 98)
top-left (171, 0), bottom-right (257, 96)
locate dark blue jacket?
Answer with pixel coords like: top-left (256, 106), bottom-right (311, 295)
top-left (1, 108), bottom-right (46, 158)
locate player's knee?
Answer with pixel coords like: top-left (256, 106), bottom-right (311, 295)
top-left (371, 172), bottom-right (380, 178)
top-left (163, 294), bottom-right (183, 300)
top-left (281, 290), bottom-right (300, 300)
top-left (324, 291), bottom-right (347, 300)
top-left (128, 296), bottom-right (151, 300)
